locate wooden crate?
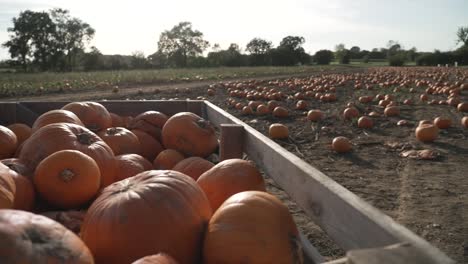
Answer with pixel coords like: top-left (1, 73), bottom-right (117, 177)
top-left (0, 100), bottom-right (454, 264)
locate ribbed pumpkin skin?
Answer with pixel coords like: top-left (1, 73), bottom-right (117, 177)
top-left (132, 253), bottom-right (179, 264)
top-left (80, 170), bottom-right (212, 264)
top-left (7, 123), bottom-right (31, 145)
top-left (0, 209), bottom-right (94, 263)
top-left (203, 191), bottom-right (303, 264)
top-left (62, 101), bottom-right (112, 132)
top-left (110, 113), bottom-right (125, 127)
top-left (132, 129), bottom-right (164, 161)
top-left (172, 157), bottom-right (214, 181)
top-left (10, 172), bottom-right (35, 211)
top-left (34, 150), bottom-right (101, 209)
top-left (115, 154), bottom-right (153, 181)
top-left (98, 127), bottom-right (141, 156)
top-left (197, 159), bottom-right (266, 211)
top-left (162, 112), bottom-right (218, 157)
top-left (18, 123), bottom-right (116, 188)
top-left (153, 149), bottom-right (185, 170)
top-left (0, 125), bottom-right (17, 160)
top-left (129, 111), bottom-right (168, 141)
top-left (31, 109), bottom-right (84, 132)
top-left (0, 163), bottom-right (16, 209)
top-left (0, 158), bottom-right (33, 179)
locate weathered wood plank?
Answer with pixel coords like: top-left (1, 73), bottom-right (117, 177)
top-left (203, 101), bottom-right (453, 264)
top-left (16, 103), bottom-right (39, 126)
top-left (219, 124), bottom-right (244, 161)
top-left (322, 258), bottom-right (347, 264)
top-left (0, 103), bottom-right (16, 126)
top-left (299, 232), bottom-right (325, 264)
top-left (346, 243), bottom-right (440, 264)
top-left (20, 101), bottom-right (69, 115)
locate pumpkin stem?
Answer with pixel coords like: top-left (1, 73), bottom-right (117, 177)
top-left (60, 169), bottom-right (75, 182)
top-left (77, 132), bottom-right (95, 145)
top-left (107, 127), bottom-right (118, 135)
top-left (196, 119), bottom-right (213, 130)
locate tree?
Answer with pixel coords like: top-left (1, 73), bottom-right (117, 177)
top-left (334, 43), bottom-right (350, 64)
top-left (457, 26), bottom-right (468, 46)
top-left (313, 50), bottom-right (334, 65)
top-left (246, 38), bottom-right (272, 54)
top-left (157, 21), bottom-right (209, 67)
top-left (350, 46), bottom-right (361, 59)
top-left (131, 51), bottom-right (149, 69)
top-left (82, 46), bottom-right (103, 71)
top-left (271, 36), bottom-right (309, 66)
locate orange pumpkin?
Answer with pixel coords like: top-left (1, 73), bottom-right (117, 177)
top-left (415, 124), bottom-right (439, 142)
top-left (115, 154), bottom-right (153, 181)
top-left (241, 106), bottom-right (253, 115)
top-left (267, 100), bottom-right (280, 112)
top-left (129, 111), bottom-right (168, 141)
top-left (153, 149), bottom-right (185, 170)
top-left (272, 107), bottom-right (289, 118)
top-left (110, 112), bottom-right (125, 127)
top-left (256, 104), bottom-right (269, 115)
top-left (162, 112), bottom-right (218, 157)
top-left (132, 129), bottom-right (164, 161)
top-left (62, 101), bottom-right (112, 131)
top-left (295, 100), bottom-right (308, 110)
top-left (433, 117), bottom-right (452, 129)
top-left (461, 116), bottom-right (468, 128)
top-left (203, 191), bottom-right (303, 264)
top-left (0, 125), bottom-right (17, 159)
top-left (307, 109), bottom-right (324, 122)
top-left (132, 253), bottom-right (179, 264)
top-left (332, 136), bottom-right (352, 153)
top-left (357, 116), bottom-right (373, 129)
top-left (197, 159), bottom-right (266, 211)
top-left (0, 209), bottom-right (94, 263)
top-left (0, 163), bottom-right (16, 209)
top-left (9, 169), bottom-right (35, 211)
top-left (384, 106), bottom-right (400, 117)
top-left (172, 157), bottom-right (214, 181)
top-left (343, 107), bottom-right (359, 120)
top-left (31, 109), bottom-right (84, 132)
top-left (457, 102), bottom-right (468, 112)
top-left (18, 123), bottom-right (116, 188)
top-left (7, 123), bottom-right (31, 145)
top-left (269, 123), bottom-right (289, 139)
top-left (34, 150), bottom-right (101, 209)
top-left (98, 127), bottom-right (141, 155)
top-left (0, 158), bottom-right (33, 179)
top-left (80, 170), bottom-right (212, 264)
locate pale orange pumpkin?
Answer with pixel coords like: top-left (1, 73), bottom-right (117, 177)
top-left (269, 123), bottom-right (289, 139)
top-left (153, 149), bottom-right (185, 170)
top-left (307, 110), bottom-right (324, 122)
top-left (357, 116), bottom-right (373, 129)
top-left (0, 163), bottom-right (16, 209)
top-left (0, 126), bottom-right (17, 159)
top-left (7, 123), bottom-right (31, 146)
top-left (62, 101), bottom-right (112, 131)
top-left (132, 129), bottom-right (164, 162)
top-left (98, 127), bottom-right (141, 155)
top-left (415, 124), bottom-right (439, 142)
top-left (272, 107), bottom-right (289, 118)
top-left (433, 117), bottom-right (452, 129)
top-left (115, 154), bottom-right (153, 181)
top-left (332, 136), bottom-right (352, 153)
top-left (172, 157), bottom-right (214, 181)
top-left (31, 109), bottom-right (84, 133)
top-left (461, 116), bottom-right (468, 128)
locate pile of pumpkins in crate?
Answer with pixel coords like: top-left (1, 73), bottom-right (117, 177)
top-left (0, 102), bottom-right (304, 264)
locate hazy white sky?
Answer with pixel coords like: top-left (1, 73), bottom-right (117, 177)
top-left (0, 0), bottom-right (467, 60)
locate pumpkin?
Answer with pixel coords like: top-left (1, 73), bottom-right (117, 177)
top-left (0, 209), bottom-right (94, 263)
top-left (18, 123), bottom-right (116, 188)
top-left (203, 191), bottom-right (303, 264)
top-left (295, 100), bottom-right (308, 110)
top-left (419, 120), bottom-right (432, 126)
top-left (197, 159), bottom-right (266, 211)
top-left (40, 210), bottom-right (86, 234)
top-left (80, 170), bottom-right (212, 264)
top-left (397, 120), bottom-right (409, 126)
top-left (132, 253), bottom-right (179, 264)
top-left (153, 149), bottom-right (185, 170)
top-left (457, 102), bottom-right (468, 112)
top-left (110, 112), bottom-right (125, 127)
top-left (31, 109), bottom-right (84, 132)
top-left (0, 163), bottom-right (16, 209)
top-left (34, 150), bottom-right (101, 209)
top-left (433, 117), bottom-right (452, 129)
top-left (9, 169), bottom-right (35, 211)
top-left (129, 111), bottom-right (168, 141)
top-left (332, 136), bottom-right (352, 153)
top-left (62, 101), bottom-right (112, 131)
top-left (0, 125), bottom-right (17, 159)
top-left (415, 124), bottom-right (439, 142)
top-left (132, 129), bottom-right (164, 161)
top-left (269, 123), bottom-right (289, 139)
top-left (267, 100), bottom-right (280, 112)
top-left (357, 116), bottom-right (373, 129)
top-left (115, 154), bottom-right (153, 181)
top-left (462, 116), bottom-right (468, 128)
top-left (256, 104), bottom-right (269, 115)
top-left (7, 123), bottom-right (31, 145)
top-left (368, 111), bottom-right (380, 117)
top-left (384, 106), bottom-right (400, 117)
top-left (98, 127), bottom-right (141, 155)
top-left (241, 106), bottom-right (253, 115)
top-left (272, 107), bottom-right (289, 118)
top-left (0, 158), bottom-right (33, 179)
top-left (343, 107), bottom-right (359, 120)
top-left (172, 157), bottom-right (214, 181)
top-left (162, 112), bottom-right (218, 157)
top-left (307, 110), bottom-right (324, 122)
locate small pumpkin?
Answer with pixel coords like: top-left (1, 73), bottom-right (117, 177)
top-left (153, 149), bottom-right (185, 170)
top-left (31, 109), bottom-right (84, 132)
top-left (7, 123), bottom-right (31, 145)
top-left (256, 104), bottom-right (269, 115)
top-left (203, 191), bottom-right (303, 264)
top-left (110, 112), bottom-right (125, 127)
top-left (462, 116), bottom-right (468, 128)
top-left (307, 110), bottom-right (324, 122)
top-left (132, 129), bottom-right (164, 161)
top-left (197, 159), bottom-right (266, 211)
top-left (0, 209), bottom-right (94, 263)
top-left (295, 100), bottom-right (308, 110)
top-left (343, 107), bottom-right (359, 120)
top-left (129, 111), bottom-right (168, 141)
top-left (384, 106), bottom-right (400, 117)
top-left (34, 150), bottom-right (101, 209)
top-left (98, 127), bottom-right (141, 155)
top-left (80, 170), bottom-right (212, 264)
top-left (433, 117), bottom-right (452, 129)
top-left (172, 157), bottom-right (214, 181)
top-left (115, 154), bottom-right (153, 181)
top-left (332, 136), bottom-right (352, 153)
top-left (357, 116), bottom-right (373, 129)
top-left (457, 102), bottom-right (468, 112)
top-left (162, 112), bottom-right (218, 157)
top-left (269, 123), bottom-right (289, 139)
top-left (0, 125), bottom-right (17, 159)
top-left (9, 169), bottom-right (35, 211)
top-left (272, 107), bottom-right (289, 118)
top-left (62, 101), bottom-right (112, 131)
top-left (132, 253), bottom-right (179, 264)
top-left (0, 163), bottom-right (16, 209)
top-left (415, 124), bottom-right (439, 142)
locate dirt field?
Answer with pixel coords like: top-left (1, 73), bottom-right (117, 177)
top-left (6, 67), bottom-right (467, 262)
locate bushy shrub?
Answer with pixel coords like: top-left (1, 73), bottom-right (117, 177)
top-left (388, 55), bottom-right (405, 66)
top-left (313, 50), bottom-right (334, 65)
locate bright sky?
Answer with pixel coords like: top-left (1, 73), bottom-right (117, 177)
top-left (1, 0), bottom-right (467, 60)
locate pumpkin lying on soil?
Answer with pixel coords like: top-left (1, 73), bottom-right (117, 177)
top-left (203, 191), bottom-right (303, 264)
top-left (269, 123), bottom-right (289, 139)
top-left (172, 157), bottom-right (214, 181)
top-left (0, 209), bottom-right (94, 263)
top-left (462, 116), bottom-right (468, 128)
top-left (80, 170), bottom-right (212, 264)
top-left (357, 116), bottom-right (373, 129)
top-left (115, 154), bottom-right (153, 181)
top-left (62, 101), bottom-right (112, 131)
top-left (18, 123), bottom-right (116, 188)
top-left (132, 253), bottom-right (179, 264)
top-left (34, 150), bottom-right (101, 209)
top-left (162, 112), bottom-right (218, 157)
top-left (332, 136), bottom-right (352, 153)
top-left (307, 110), bottom-right (324, 122)
top-left (415, 124), bottom-right (439, 142)
top-left (98, 127), bottom-right (141, 155)
top-left (0, 125), bottom-right (17, 160)
top-left (31, 109), bottom-right (84, 132)
top-left (7, 123), bottom-right (31, 145)
top-left (433, 117), bottom-right (452, 129)
top-left (197, 159), bottom-right (266, 211)
top-left (0, 163), bottom-right (16, 209)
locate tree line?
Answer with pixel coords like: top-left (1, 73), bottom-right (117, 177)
top-left (2, 9), bottom-right (468, 72)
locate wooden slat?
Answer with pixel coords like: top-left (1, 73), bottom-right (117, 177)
top-left (323, 258), bottom-right (347, 264)
top-left (299, 232), bottom-right (325, 264)
top-left (219, 124), bottom-right (244, 161)
top-left (20, 101), bottom-right (69, 115)
top-left (0, 102), bottom-right (16, 125)
top-left (16, 103), bottom-right (40, 126)
top-left (346, 243), bottom-right (440, 264)
top-left (203, 101), bottom-right (453, 264)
